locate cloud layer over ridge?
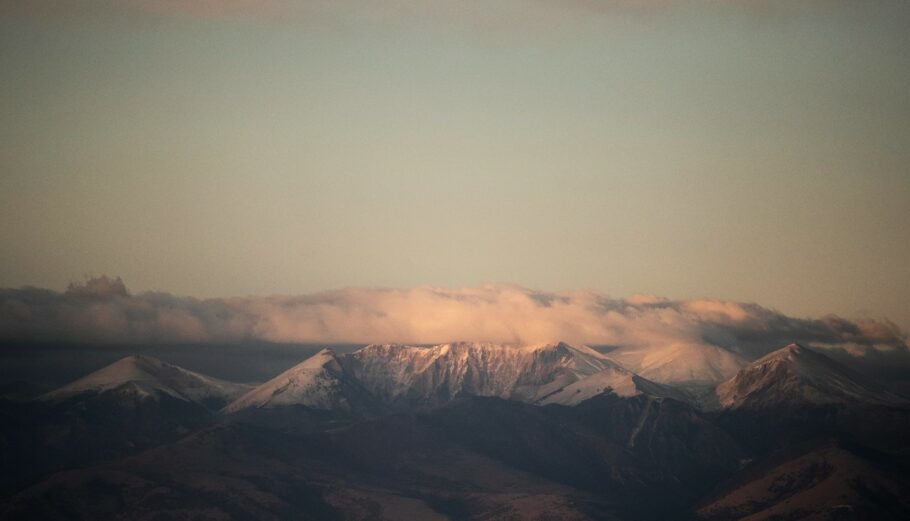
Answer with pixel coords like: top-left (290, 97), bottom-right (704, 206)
top-left (0, 277), bottom-right (904, 362)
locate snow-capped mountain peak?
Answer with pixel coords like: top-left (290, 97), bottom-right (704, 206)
top-left (222, 348), bottom-right (372, 413)
top-left (715, 343), bottom-right (905, 409)
top-left (41, 355), bottom-right (252, 405)
top-left (294, 347), bottom-right (343, 371)
top-left (604, 342), bottom-right (747, 386)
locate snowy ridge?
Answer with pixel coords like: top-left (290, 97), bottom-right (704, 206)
top-left (715, 343), bottom-right (906, 409)
top-left (225, 342), bottom-right (684, 413)
top-left (41, 355), bottom-right (252, 405)
top-left (344, 342), bottom-right (628, 404)
top-left (538, 365), bottom-right (687, 406)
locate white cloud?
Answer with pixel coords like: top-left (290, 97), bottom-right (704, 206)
top-left (0, 278), bottom-right (905, 363)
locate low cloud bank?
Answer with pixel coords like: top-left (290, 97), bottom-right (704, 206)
top-left (0, 277), bottom-right (905, 362)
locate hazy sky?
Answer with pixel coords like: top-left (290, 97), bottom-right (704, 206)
top-left (1, 1), bottom-right (908, 332)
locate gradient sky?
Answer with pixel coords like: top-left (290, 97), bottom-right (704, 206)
top-left (1, 1), bottom-right (908, 332)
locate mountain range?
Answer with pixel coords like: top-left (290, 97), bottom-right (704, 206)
top-left (223, 342), bottom-right (688, 413)
top-left (1, 342), bottom-right (908, 520)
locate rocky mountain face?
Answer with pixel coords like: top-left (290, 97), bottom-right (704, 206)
top-left (715, 343), bottom-right (905, 410)
top-left (224, 342), bottom-right (687, 414)
top-left (344, 342), bottom-right (613, 404)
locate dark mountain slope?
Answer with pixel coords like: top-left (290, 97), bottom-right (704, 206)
top-left (3, 395), bottom-right (741, 521)
top-left (697, 439), bottom-right (910, 521)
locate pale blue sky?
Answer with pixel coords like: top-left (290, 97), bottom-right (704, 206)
top-left (1, 1), bottom-right (908, 331)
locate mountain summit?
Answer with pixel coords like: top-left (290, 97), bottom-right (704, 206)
top-left (605, 342), bottom-right (746, 386)
top-left (41, 355), bottom-right (251, 408)
top-left (222, 348), bottom-right (376, 413)
top-left (715, 343), bottom-right (905, 409)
